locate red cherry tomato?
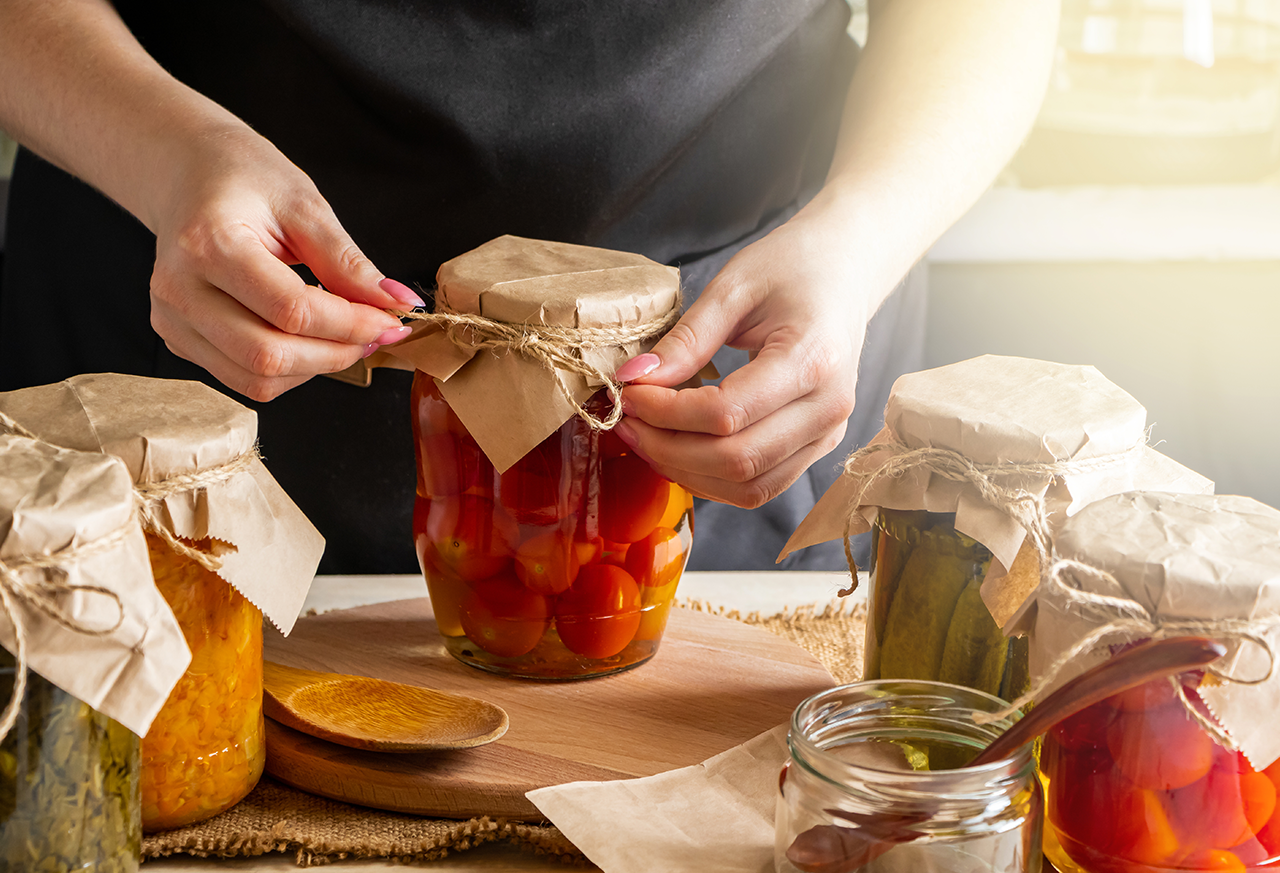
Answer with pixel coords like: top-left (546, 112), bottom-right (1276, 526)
top-left (599, 453), bottom-right (670, 544)
top-left (624, 526), bottom-right (686, 588)
top-left (499, 432), bottom-right (570, 525)
top-left (423, 494), bottom-right (517, 582)
top-left (601, 540), bottom-right (630, 566)
top-left (1107, 674), bottom-right (1187, 713)
top-left (1180, 849), bottom-right (1248, 872)
top-left (1049, 699), bottom-right (1115, 752)
top-left (1107, 703), bottom-right (1215, 790)
top-left (459, 573), bottom-right (551, 658)
top-left (573, 536), bottom-right (604, 566)
top-left (515, 531), bottom-right (580, 595)
top-left (1170, 755), bottom-right (1277, 850)
top-left (554, 564), bottom-right (642, 659)
top-left (416, 431), bottom-right (489, 497)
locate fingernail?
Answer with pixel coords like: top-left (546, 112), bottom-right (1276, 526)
top-left (379, 277), bottom-right (426, 309)
top-left (616, 353), bottom-right (660, 383)
top-left (375, 325), bottom-right (412, 346)
top-left (614, 419), bottom-right (638, 447)
top-left (362, 342), bottom-right (379, 358)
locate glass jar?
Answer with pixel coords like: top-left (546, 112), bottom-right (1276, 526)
top-left (864, 509), bottom-right (1029, 701)
top-left (411, 373), bottom-right (693, 679)
top-left (0, 651), bottom-right (140, 872)
top-left (1042, 663), bottom-right (1280, 872)
top-left (140, 533), bottom-right (264, 831)
top-left (776, 680), bottom-right (1043, 873)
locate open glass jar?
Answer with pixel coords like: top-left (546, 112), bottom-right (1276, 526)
top-left (864, 509), bottom-right (1029, 702)
top-left (140, 534), bottom-right (265, 832)
top-left (412, 375), bottom-right (693, 679)
top-left (777, 681), bottom-right (1043, 873)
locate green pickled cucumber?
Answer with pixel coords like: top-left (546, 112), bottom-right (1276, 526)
top-left (938, 578), bottom-right (1009, 696)
top-left (865, 524), bottom-right (915, 679)
top-left (877, 547), bottom-right (971, 681)
top-left (1000, 634), bottom-right (1032, 701)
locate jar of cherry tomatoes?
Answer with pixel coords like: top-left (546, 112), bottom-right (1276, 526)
top-left (392, 236), bottom-right (689, 679)
top-left (413, 378), bottom-right (693, 678)
top-left (1033, 492), bottom-right (1280, 873)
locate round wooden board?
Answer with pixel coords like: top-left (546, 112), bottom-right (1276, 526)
top-left (264, 597), bottom-right (835, 820)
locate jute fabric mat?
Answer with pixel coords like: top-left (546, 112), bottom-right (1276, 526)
top-left (143, 600), bottom-right (866, 866)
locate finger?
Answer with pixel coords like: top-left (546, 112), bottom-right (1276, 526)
top-left (617, 396), bottom-right (848, 485)
top-left (623, 336), bottom-right (851, 437)
top-left (151, 277), bottom-right (376, 392)
top-left (621, 273), bottom-right (748, 387)
top-left (193, 224), bottom-right (404, 344)
top-left (622, 421), bottom-right (840, 510)
top-left (277, 198), bottom-right (423, 309)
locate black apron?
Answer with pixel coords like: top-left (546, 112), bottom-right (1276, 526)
top-left (0, 0), bottom-right (922, 573)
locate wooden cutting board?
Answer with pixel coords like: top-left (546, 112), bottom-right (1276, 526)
top-left (263, 597), bottom-right (835, 820)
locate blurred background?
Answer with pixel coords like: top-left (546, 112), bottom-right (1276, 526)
top-left (2, 0), bottom-right (1278, 507)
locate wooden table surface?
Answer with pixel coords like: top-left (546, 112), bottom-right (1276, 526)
top-left (146, 571), bottom-right (856, 872)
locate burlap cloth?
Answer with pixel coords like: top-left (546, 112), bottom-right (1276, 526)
top-left (143, 600), bottom-right (866, 867)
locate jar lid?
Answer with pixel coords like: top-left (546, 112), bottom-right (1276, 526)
top-left (1041, 491), bottom-right (1280, 769)
top-left (0, 434), bottom-right (189, 736)
top-left (383, 235), bottom-right (681, 472)
top-left (0, 374), bottom-right (324, 633)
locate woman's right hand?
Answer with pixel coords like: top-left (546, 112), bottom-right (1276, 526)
top-left (145, 125), bottom-right (420, 401)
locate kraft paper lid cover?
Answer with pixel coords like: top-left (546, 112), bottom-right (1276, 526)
top-left (780, 356), bottom-right (1213, 627)
top-left (0, 374), bottom-right (324, 634)
top-left (1040, 491), bottom-right (1280, 769)
top-left (381, 235), bottom-right (681, 473)
top-left (0, 434), bottom-right (189, 735)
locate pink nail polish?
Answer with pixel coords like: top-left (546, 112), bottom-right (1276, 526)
top-left (362, 342), bottom-right (379, 358)
top-left (375, 325), bottom-right (412, 346)
top-left (616, 353), bottom-right (661, 383)
top-left (379, 278), bottom-right (426, 309)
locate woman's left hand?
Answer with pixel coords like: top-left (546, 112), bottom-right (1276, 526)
top-left (614, 202), bottom-right (871, 509)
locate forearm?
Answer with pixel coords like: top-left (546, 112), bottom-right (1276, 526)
top-left (0, 0), bottom-right (250, 232)
top-left (807, 0), bottom-right (1060, 309)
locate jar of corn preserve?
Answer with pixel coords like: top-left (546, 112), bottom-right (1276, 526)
top-left (139, 534), bottom-right (264, 831)
top-left (1033, 492), bottom-right (1280, 873)
top-left (864, 508), bottom-right (1030, 701)
top-left (0, 374), bottom-right (325, 832)
top-left (412, 376), bottom-right (693, 678)
top-left (776, 681), bottom-right (1043, 873)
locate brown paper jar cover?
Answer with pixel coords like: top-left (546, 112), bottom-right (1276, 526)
top-left (0, 373), bottom-right (324, 633)
top-left (1041, 490), bottom-right (1280, 770)
top-left (779, 355), bottom-right (1214, 627)
top-left (0, 434), bottom-right (189, 735)
top-left (379, 235), bottom-right (681, 473)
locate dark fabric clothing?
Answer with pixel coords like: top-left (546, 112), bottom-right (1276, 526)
top-left (0, 0), bottom-right (922, 573)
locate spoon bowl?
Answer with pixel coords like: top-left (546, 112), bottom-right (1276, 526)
top-left (263, 661), bottom-right (509, 752)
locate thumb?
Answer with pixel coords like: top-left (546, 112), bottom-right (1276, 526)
top-left (279, 197), bottom-right (415, 310)
top-left (616, 285), bottom-right (740, 387)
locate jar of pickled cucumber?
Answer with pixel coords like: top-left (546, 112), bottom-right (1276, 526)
top-left (140, 534), bottom-right (264, 832)
top-left (413, 376), bottom-right (693, 679)
top-left (0, 653), bottom-right (140, 873)
top-left (1035, 492), bottom-right (1280, 873)
top-left (777, 681), bottom-right (1043, 873)
top-left (864, 508), bottom-right (1029, 701)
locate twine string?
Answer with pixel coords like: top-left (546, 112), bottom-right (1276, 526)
top-left (0, 523), bottom-right (131, 742)
top-left (396, 294), bottom-right (682, 432)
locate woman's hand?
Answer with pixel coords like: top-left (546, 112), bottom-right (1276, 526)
top-left (615, 199), bottom-right (869, 508)
top-left (146, 127), bottom-right (421, 401)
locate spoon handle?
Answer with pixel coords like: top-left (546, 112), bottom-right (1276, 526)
top-left (971, 635), bottom-right (1226, 768)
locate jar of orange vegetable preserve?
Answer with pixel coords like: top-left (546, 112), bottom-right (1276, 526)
top-left (1031, 492), bottom-right (1280, 873)
top-left (389, 235), bottom-right (689, 679)
top-left (0, 374), bottom-right (325, 832)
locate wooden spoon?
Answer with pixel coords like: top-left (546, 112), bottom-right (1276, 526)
top-left (263, 661), bottom-right (509, 752)
top-left (785, 636), bottom-right (1227, 873)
